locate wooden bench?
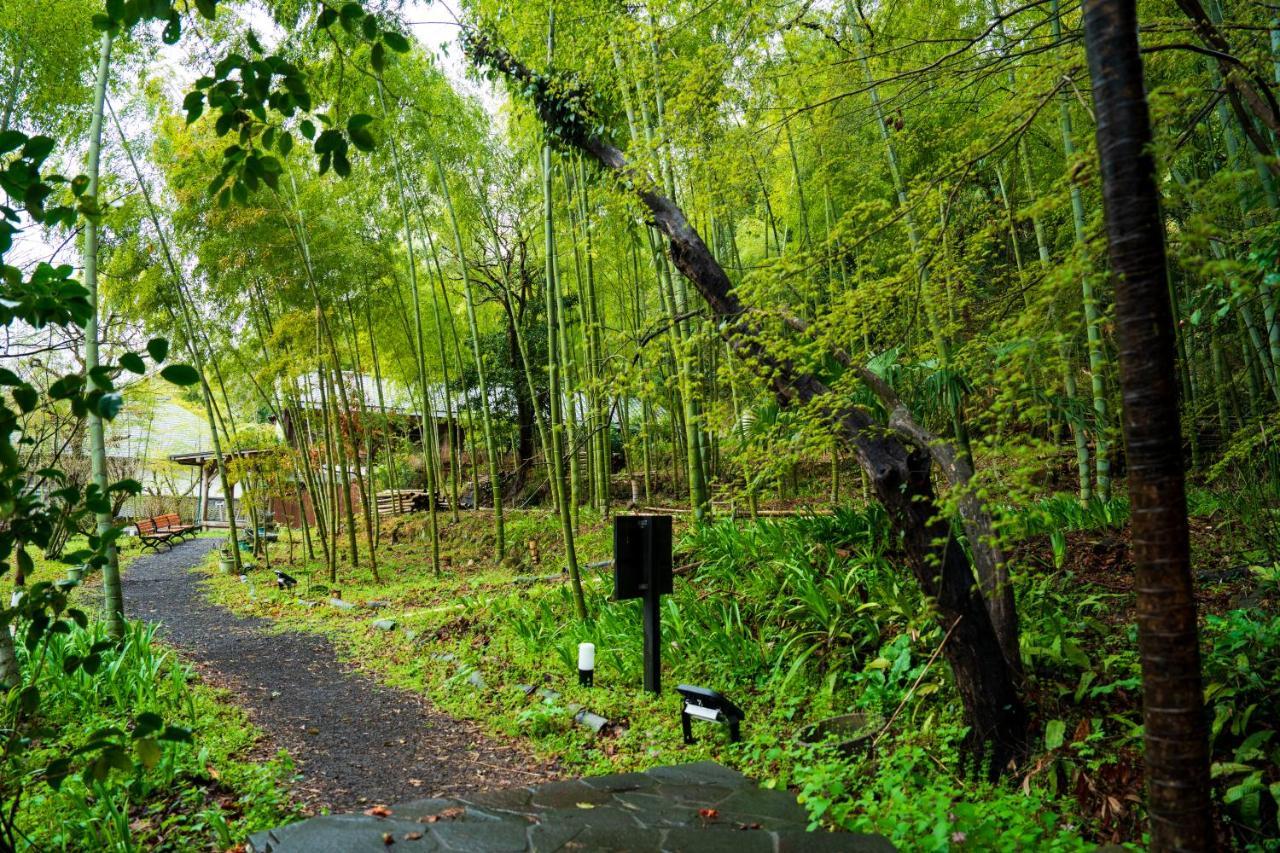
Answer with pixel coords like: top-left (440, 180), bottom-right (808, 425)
top-left (135, 517), bottom-right (178, 552)
top-left (156, 512), bottom-right (198, 541)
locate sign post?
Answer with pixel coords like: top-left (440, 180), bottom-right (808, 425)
top-left (613, 515), bottom-right (672, 695)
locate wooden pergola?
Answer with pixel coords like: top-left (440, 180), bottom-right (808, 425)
top-left (168, 448), bottom-right (274, 527)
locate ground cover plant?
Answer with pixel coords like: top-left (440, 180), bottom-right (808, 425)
top-left (6, 619), bottom-right (297, 851)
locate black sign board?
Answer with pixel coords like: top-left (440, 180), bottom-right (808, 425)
top-left (613, 515), bottom-right (673, 695)
top-left (613, 515), bottom-right (673, 600)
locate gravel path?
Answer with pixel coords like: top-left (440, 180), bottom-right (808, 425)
top-left (123, 538), bottom-right (544, 813)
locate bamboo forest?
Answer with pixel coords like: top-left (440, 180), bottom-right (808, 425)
top-left (2, 0), bottom-right (1279, 850)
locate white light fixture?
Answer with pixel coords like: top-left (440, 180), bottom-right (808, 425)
top-left (578, 642), bottom-right (595, 687)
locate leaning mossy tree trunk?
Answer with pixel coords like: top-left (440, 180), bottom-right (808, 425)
top-left (465, 30), bottom-right (1027, 773)
top-left (1082, 0), bottom-right (1214, 847)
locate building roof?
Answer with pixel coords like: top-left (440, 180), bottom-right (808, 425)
top-left (281, 371), bottom-right (501, 421)
top-left (103, 386), bottom-right (211, 460)
top-left (169, 448), bottom-right (277, 466)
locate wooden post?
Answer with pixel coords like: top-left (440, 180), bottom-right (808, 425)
top-left (198, 461), bottom-right (210, 526)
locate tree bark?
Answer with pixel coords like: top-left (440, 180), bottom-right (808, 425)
top-left (0, 631), bottom-right (16, 690)
top-left (1082, 1), bottom-right (1215, 848)
top-left (509, 313), bottom-right (536, 484)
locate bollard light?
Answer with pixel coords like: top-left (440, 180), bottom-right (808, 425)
top-left (578, 642), bottom-right (595, 687)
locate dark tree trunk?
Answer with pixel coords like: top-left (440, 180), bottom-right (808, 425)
top-left (462, 31), bottom-right (1028, 775)
top-left (508, 313), bottom-right (536, 484)
top-left (849, 414), bottom-right (1028, 776)
top-left (1082, 1), bottom-right (1214, 848)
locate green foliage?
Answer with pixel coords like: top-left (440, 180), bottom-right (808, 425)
top-left (795, 738), bottom-right (1094, 850)
top-left (0, 8), bottom-right (252, 839)
top-left (1202, 610), bottom-right (1280, 839)
top-left (5, 620), bottom-right (295, 849)
top-left (1206, 431), bottom-right (1280, 564)
top-left (1006, 494), bottom-right (1130, 539)
top-left (196, 499), bottom-right (1280, 847)
top-left (462, 26), bottom-right (610, 152)
top-left (7, 0), bottom-right (1280, 847)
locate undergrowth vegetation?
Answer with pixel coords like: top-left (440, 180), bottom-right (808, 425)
top-left (4, 618), bottom-right (296, 851)
top-left (198, 498), bottom-right (1280, 850)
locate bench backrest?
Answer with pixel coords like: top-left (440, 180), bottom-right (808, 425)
top-left (137, 518), bottom-right (158, 535)
top-left (160, 513), bottom-right (181, 527)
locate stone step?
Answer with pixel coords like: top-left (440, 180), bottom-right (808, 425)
top-left (248, 761), bottom-right (894, 852)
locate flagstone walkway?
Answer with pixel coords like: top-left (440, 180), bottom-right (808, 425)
top-left (247, 760), bottom-right (894, 852)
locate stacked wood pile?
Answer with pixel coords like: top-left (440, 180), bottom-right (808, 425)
top-left (376, 489), bottom-right (434, 516)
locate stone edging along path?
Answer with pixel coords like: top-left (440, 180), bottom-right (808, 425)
top-left (121, 538), bottom-right (549, 813)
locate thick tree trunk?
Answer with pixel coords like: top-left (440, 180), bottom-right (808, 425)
top-left (461, 32), bottom-right (1027, 771)
top-left (1082, 1), bottom-right (1214, 848)
top-left (509, 315), bottom-right (536, 485)
top-left (0, 599), bottom-right (18, 688)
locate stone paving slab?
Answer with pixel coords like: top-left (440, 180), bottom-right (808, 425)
top-left (247, 761), bottom-right (895, 852)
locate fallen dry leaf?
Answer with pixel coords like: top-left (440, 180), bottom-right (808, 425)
top-left (575, 802), bottom-right (595, 809)
top-left (698, 808), bottom-right (719, 820)
top-left (382, 831), bottom-right (394, 845)
top-left (365, 805), bottom-right (393, 818)
top-left (403, 832), bottom-right (424, 841)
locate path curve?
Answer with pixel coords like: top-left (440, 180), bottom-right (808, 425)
top-left (122, 539), bottom-right (541, 813)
